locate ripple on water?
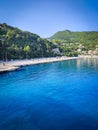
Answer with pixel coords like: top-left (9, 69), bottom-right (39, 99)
top-left (0, 59), bottom-right (98, 130)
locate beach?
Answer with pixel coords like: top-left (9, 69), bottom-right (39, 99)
top-left (0, 57), bottom-right (80, 73)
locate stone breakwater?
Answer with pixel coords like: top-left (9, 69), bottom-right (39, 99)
top-left (0, 57), bottom-right (80, 73)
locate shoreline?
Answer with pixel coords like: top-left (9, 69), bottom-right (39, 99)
top-left (1, 55), bottom-right (98, 73)
top-left (0, 57), bottom-right (80, 73)
top-left (80, 55), bottom-right (98, 58)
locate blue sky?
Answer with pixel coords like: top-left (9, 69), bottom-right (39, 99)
top-left (0, 0), bottom-right (98, 37)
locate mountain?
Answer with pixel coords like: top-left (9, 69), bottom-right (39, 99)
top-left (0, 23), bottom-right (56, 60)
top-left (1, 24), bottom-right (98, 60)
top-left (49, 30), bottom-right (98, 56)
top-left (50, 30), bottom-right (98, 44)
top-left (50, 30), bottom-right (72, 41)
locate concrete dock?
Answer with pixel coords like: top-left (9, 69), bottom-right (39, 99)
top-left (0, 57), bottom-right (80, 73)
top-left (0, 64), bottom-right (20, 73)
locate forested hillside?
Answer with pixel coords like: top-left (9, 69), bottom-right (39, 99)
top-left (50, 30), bottom-right (98, 56)
top-left (1, 24), bottom-right (98, 60)
top-left (0, 23), bottom-right (56, 60)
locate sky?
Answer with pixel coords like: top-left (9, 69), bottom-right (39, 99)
top-left (0, 0), bottom-right (98, 37)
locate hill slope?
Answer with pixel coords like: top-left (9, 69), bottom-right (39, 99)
top-left (49, 30), bottom-right (98, 56)
top-left (0, 23), bottom-right (56, 60)
top-left (50, 30), bottom-right (98, 44)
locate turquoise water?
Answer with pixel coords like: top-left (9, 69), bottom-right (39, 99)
top-left (0, 58), bottom-right (98, 130)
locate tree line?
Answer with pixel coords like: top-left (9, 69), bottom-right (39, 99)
top-left (1, 24), bottom-right (98, 60)
top-left (0, 23), bottom-right (56, 60)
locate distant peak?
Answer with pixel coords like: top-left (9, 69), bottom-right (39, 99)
top-left (56, 30), bottom-right (71, 34)
top-left (63, 30), bottom-right (71, 32)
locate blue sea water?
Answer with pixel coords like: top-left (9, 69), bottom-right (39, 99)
top-left (0, 58), bottom-right (98, 130)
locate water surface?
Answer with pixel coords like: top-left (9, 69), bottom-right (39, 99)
top-left (0, 58), bottom-right (98, 130)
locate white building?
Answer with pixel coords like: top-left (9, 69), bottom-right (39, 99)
top-left (52, 48), bottom-right (60, 55)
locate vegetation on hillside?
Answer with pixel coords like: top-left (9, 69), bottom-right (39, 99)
top-left (50, 30), bottom-right (98, 56)
top-left (0, 23), bottom-right (56, 60)
top-left (0, 24), bottom-right (98, 60)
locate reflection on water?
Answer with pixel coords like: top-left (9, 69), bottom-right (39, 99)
top-left (77, 58), bottom-right (98, 69)
top-left (0, 58), bottom-right (98, 130)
